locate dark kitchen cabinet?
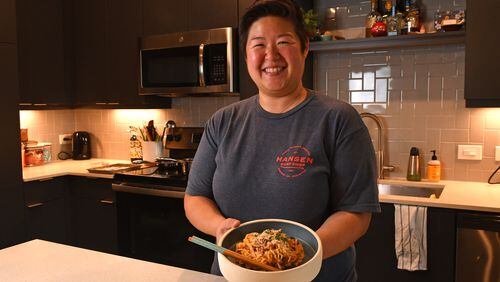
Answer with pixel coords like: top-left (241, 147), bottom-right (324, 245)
top-left (73, 0), bottom-right (107, 106)
top-left (73, 0), bottom-right (171, 108)
top-left (0, 42), bottom-right (25, 249)
top-left (69, 176), bottom-right (117, 254)
top-left (0, 0), bottom-right (16, 43)
top-left (23, 177), bottom-right (69, 244)
top-left (465, 0), bottom-right (500, 107)
top-left (188, 0), bottom-right (238, 31)
top-left (356, 203), bottom-right (456, 282)
top-left (142, 0), bottom-right (189, 36)
top-left (16, 0), bottom-right (71, 108)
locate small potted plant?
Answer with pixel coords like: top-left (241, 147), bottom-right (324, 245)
top-left (302, 8), bottom-right (320, 41)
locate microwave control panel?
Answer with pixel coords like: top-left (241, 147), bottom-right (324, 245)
top-left (205, 43), bottom-right (227, 85)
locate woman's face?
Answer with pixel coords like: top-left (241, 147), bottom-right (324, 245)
top-left (245, 16), bottom-right (308, 97)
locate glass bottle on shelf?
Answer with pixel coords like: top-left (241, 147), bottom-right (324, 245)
top-left (406, 0), bottom-right (421, 33)
top-left (366, 0), bottom-right (381, 38)
top-left (387, 5), bottom-right (398, 36)
top-left (382, 0), bottom-right (393, 25)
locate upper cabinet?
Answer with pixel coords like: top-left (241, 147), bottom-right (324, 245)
top-left (465, 0), bottom-right (500, 107)
top-left (0, 0), bottom-right (16, 43)
top-left (142, 0), bottom-right (189, 36)
top-left (17, 0), bottom-right (71, 107)
top-left (188, 0), bottom-right (238, 31)
top-left (73, 0), bottom-right (171, 108)
top-left (142, 0), bottom-right (237, 36)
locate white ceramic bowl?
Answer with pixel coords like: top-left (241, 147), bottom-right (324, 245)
top-left (218, 219), bottom-right (323, 282)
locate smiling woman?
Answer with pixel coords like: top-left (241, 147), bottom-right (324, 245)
top-left (184, 1), bottom-right (380, 281)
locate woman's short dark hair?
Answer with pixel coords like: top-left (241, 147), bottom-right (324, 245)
top-left (239, 0), bottom-right (307, 57)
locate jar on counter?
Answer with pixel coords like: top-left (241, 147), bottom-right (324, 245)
top-left (24, 142), bottom-right (52, 166)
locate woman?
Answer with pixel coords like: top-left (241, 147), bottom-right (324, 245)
top-left (184, 0), bottom-right (380, 281)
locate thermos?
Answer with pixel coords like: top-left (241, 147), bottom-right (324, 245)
top-left (407, 147), bottom-right (421, 181)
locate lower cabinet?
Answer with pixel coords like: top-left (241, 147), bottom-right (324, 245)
top-left (69, 176), bottom-right (117, 254)
top-left (356, 203), bottom-right (456, 282)
top-left (22, 176), bottom-right (117, 254)
top-left (23, 177), bottom-right (69, 244)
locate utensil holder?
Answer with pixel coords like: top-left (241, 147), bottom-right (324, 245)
top-left (142, 141), bottom-right (163, 162)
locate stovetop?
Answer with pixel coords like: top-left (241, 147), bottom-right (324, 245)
top-left (113, 164), bottom-right (188, 191)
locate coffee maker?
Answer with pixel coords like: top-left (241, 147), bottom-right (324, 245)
top-left (72, 131), bottom-right (91, 160)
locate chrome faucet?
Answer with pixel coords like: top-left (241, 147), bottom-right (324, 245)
top-left (360, 112), bottom-right (395, 179)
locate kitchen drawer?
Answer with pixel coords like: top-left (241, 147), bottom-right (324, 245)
top-left (23, 177), bottom-right (67, 204)
top-left (25, 197), bottom-right (68, 244)
top-left (69, 176), bottom-right (115, 201)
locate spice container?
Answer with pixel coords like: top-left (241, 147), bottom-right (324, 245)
top-left (24, 142), bottom-right (52, 166)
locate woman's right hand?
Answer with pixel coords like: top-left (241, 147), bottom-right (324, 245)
top-left (216, 218), bottom-right (241, 243)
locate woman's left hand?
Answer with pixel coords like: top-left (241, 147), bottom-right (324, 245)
top-left (216, 218), bottom-right (241, 243)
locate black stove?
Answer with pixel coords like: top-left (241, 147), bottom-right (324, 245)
top-left (112, 126), bottom-right (214, 273)
top-left (112, 126), bottom-right (203, 196)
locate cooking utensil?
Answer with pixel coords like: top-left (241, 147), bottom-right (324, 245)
top-left (188, 236), bottom-right (279, 272)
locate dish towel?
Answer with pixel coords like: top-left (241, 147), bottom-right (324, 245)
top-left (394, 204), bottom-right (428, 271)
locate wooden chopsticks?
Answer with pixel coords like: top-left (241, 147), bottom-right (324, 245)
top-left (188, 236), bottom-right (279, 272)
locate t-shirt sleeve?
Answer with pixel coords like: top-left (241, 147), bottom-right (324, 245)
top-left (185, 115), bottom-right (219, 198)
top-left (329, 109), bottom-right (381, 213)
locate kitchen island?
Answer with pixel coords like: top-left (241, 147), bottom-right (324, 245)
top-left (0, 239), bottom-right (226, 282)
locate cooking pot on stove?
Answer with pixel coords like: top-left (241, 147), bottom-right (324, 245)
top-left (156, 157), bottom-right (193, 175)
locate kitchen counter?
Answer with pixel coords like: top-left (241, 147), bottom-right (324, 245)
top-left (23, 159), bottom-right (131, 181)
top-left (379, 178), bottom-right (500, 213)
top-left (0, 240), bottom-right (226, 282)
top-left (22, 160), bottom-right (500, 213)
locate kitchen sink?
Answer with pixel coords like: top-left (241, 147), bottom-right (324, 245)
top-left (378, 183), bottom-right (444, 199)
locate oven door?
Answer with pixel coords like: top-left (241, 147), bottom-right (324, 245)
top-left (113, 184), bottom-right (214, 273)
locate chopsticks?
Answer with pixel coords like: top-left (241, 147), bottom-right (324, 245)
top-left (188, 236), bottom-right (279, 272)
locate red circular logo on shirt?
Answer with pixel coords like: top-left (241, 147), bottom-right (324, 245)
top-left (276, 146), bottom-right (314, 178)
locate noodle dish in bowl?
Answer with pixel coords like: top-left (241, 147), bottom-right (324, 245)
top-left (218, 218), bottom-right (323, 282)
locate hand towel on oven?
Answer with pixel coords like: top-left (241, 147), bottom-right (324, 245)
top-left (394, 204), bottom-right (427, 271)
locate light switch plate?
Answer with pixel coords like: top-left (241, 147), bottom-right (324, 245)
top-left (59, 134), bottom-right (72, 145)
top-left (495, 146), bottom-right (500, 162)
top-left (457, 145), bottom-right (483, 160)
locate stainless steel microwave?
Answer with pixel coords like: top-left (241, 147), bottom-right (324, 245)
top-left (139, 27), bottom-right (237, 97)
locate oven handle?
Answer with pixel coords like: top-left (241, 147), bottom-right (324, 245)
top-left (112, 183), bottom-right (185, 199)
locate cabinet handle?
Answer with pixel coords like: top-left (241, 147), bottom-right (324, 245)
top-left (99, 200), bottom-right (115, 205)
top-left (27, 202), bottom-right (44, 208)
top-left (95, 102), bottom-right (107, 105)
top-left (19, 103), bottom-right (33, 106)
top-left (107, 102), bottom-right (120, 105)
top-left (33, 103), bottom-right (48, 106)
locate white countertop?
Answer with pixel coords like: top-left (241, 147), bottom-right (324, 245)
top-left (23, 159), bottom-right (131, 181)
top-left (22, 159), bottom-right (500, 213)
top-left (0, 240), bottom-right (226, 282)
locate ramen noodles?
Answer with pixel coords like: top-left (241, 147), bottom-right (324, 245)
top-left (234, 228), bottom-right (305, 270)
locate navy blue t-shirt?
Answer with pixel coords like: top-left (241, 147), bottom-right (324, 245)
top-left (186, 92), bottom-right (380, 281)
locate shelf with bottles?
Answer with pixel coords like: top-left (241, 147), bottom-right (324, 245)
top-left (308, 30), bottom-right (465, 52)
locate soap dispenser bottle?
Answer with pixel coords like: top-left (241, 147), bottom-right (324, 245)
top-left (407, 147), bottom-right (421, 181)
top-left (427, 150), bottom-right (441, 182)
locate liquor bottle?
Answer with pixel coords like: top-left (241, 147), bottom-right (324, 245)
top-left (129, 135), bottom-right (143, 162)
top-left (371, 16), bottom-right (388, 37)
top-left (382, 0), bottom-right (393, 25)
top-left (366, 0), bottom-right (381, 38)
top-left (387, 5), bottom-right (398, 36)
top-left (406, 0), bottom-right (421, 33)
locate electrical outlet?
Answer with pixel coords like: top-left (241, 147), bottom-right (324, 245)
top-left (457, 145), bottom-right (483, 160)
top-left (59, 134), bottom-right (72, 145)
top-left (496, 146), bottom-right (500, 162)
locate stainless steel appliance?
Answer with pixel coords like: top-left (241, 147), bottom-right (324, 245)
top-left (456, 212), bottom-right (500, 282)
top-left (139, 27), bottom-right (237, 97)
top-left (112, 127), bottom-right (213, 273)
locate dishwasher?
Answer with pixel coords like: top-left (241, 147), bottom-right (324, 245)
top-left (456, 212), bottom-right (500, 282)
